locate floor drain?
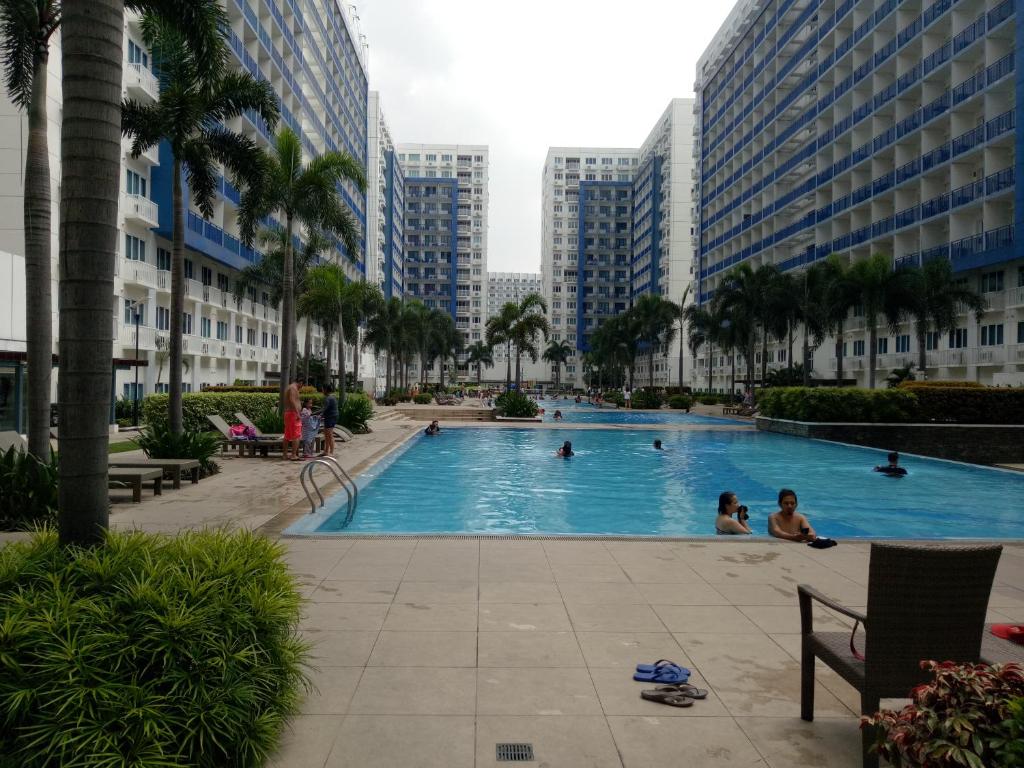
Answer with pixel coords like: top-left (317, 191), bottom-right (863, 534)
top-left (496, 743), bottom-right (534, 761)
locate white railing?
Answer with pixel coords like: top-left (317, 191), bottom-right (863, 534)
top-left (120, 257), bottom-right (158, 288)
top-left (185, 278), bottom-right (204, 299)
top-left (927, 349), bottom-right (969, 367)
top-left (122, 193), bottom-right (158, 227)
top-left (1007, 344), bottom-right (1024, 363)
top-left (126, 62), bottom-right (159, 101)
top-left (975, 347), bottom-right (1005, 365)
top-left (156, 270), bottom-right (169, 290)
top-left (875, 353), bottom-right (914, 369)
top-left (980, 293), bottom-right (1006, 312)
top-left (117, 323), bottom-right (157, 351)
top-left (1007, 287), bottom-right (1024, 308)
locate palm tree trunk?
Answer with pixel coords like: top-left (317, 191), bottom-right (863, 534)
top-left (325, 328), bottom-right (333, 387)
top-left (760, 326), bottom-right (768, 391)
top-left (677, 322), bottom-right (685, 391)
top-left (58, 0), bottom-right (122, 546)
top-left (439, 358), bottom-right (445, 389)
top-left (747, 341), bottom-right (756, 404)
top-left (802, 329), bottom-right (811, 387)
top-left (787, 322), bottom-right (794, 377)
top-left (25, 55), bottom-right (53, 459)
top-left (168, 158), bottom-right (185, 434)
top-left (917, 324), bottom-right (927, 375)
top-left (279, 215), bottom-right (295, 412)
top-left (338, 333), bottom-right (347, 403)
top-left (505, 341), bottom-right (512, 388)
top-left (648, 349), bottom-right (655, 390)
top-left (835, 320), bottom-right (845, 386)
top-left (385, 353), bottom-right (391, 394)
top-left (707, 344), bottom-right (714, 392)
top-left (353, 332), bottom-right (361, 392)
top-left (868, 323), bottom-right (878, 389)
top-left (477, 362), bottom-right (482, 385)
top-left (303, 319), bottom-right (311, 381)
top-left (730, 353), bottom-right (736, 395)
top-left (515, 350), bottom-right (522, 387)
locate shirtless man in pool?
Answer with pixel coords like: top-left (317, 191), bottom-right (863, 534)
top-left (767, 488), bottom-right (816, 542)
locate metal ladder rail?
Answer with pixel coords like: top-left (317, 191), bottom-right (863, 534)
top-left (299, 459), bottom-right (354, 518)
top-left (313, 455), bottom-right (359, 512)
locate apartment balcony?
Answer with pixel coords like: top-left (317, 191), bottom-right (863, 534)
top-left (118, 257), bottom-right (158, 289)
top-left (1007, 344), bottom-right (1024, 364)
top-left (980, 293), bottom-right (1006, 312)
top-left (875, 353), bottom-right (915, 370)
top-left (125, 63), bottom-right (159, 102)
top-left (924, 347), bottom-right (1006, 367)
top-left (117, 322), bottom-right (158, 351)
top-left (1007, 287), bottom-right (1024, 308)
top-left (927, 349), bottom-right (971, 368)
top-left (184, 278), bottom-right (205, 301)
top-left (123, 135), bottom-right (159, 165)
top-left (122, 193), bottom-right (158, 228)
top-left (828, 358), bottom-right (865, 370)
top-left (975, 347), bottom-right (1006, 366)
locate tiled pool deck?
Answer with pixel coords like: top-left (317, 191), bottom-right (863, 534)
top-left (5, 409), bottom-right (1020, 767)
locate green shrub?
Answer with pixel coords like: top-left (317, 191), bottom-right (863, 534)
top-left (898, 380), bottom-right (983, 389)
top-left (698, 395), bottom-right (720, 405)
top-left (0, 528), bottom-right (310, 766)
top-left (387, 388), bottom-right (411, 402)
top-left (630, 388), bottom-right (663, 409)
top-left (0, 447), bottom-right (57, 531)
top-left (495, 390), bottom-right (539, 418)
top-left (201, 385), bottom-right (320, 394)
top-left (757, 387), bottom-right (918, 422)
top-left (602, 390), bottom-right (625, 407)
top-left (413, 393), bottom-right (433, 404)
top-left (911, 386), bottom-right (1024, 424)
top-left (255, 409), bottom-right (285, 434)
top-left (132, 422), bottom-right (221, 477)
top-left (339, 393), bottom-right (374, 433)
top-left (668, 394), bottom-right (693, 410)
top-left (142, 392), bottom-right (324, 433)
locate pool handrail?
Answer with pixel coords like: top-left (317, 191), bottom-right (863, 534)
top-left (299, 459), bottom-right (356, 523)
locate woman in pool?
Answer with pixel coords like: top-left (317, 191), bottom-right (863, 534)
top-left (553, 410), bottom-right (563, 420)
top-left (716, 491), bottom-right (752, 535)
top-left (556, 441), bottom-right (574, 457)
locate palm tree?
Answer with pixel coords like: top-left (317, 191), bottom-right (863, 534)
top-left (631, 293), bottom-right (678, 389)
top-left (485, 302), bottom-right (517, 388)
top-left (364, 296), bottom-right (403, 394)
top-left (122, 16), bottom-right (278, 434)
top-left (55, 0), bottom-right (233, 544)
top-left (465, 341), bottom-right (493, 385)
top-left (239, 127), bottom-right (365, 408)
top-left (505, 292), bottom-right (550, 387)
top-left (683, 303), bottom-right (722, 393)
top-left (666, 284), bottom-right (691, 390)
top-left (344, 281), bottom-right (383, 392)
top-left (431, 313), bottom-right (463, 389)
top-left (715, 264), bottom-right (769, 401)
top-left (767, 271), bottom-right (801, 379)
top-left (299, 263), bottom-right (369, 401)
top-left (904, 258), bottom-right (985, 376)
top-left (1, 0), bottom-right (60, 458)
top-left (542, 338), bottom-right (573, 391)
top-left (847, 253), bottom-right (916, 388)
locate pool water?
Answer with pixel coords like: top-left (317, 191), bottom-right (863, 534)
top-left (539, 403), bottom-right (740, 426)
top-left (288, 428), bottom-right (1024, 538)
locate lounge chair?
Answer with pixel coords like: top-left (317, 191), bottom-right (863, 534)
top-left (108, 467), bottom-right (163, 502)
top-left (108, 457), bottom-right (201, 489)
top-left (799, 542), bottom-right (1002, 768)
top-left (206, 414), bottom-right (282, 457)
top-left (0, 431), bottom-right (27, 453)
top-left (233, 412), bottom-right (283, 439)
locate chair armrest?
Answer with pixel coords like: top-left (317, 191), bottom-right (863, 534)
top-left (797, 584), bottom-right (867, 635)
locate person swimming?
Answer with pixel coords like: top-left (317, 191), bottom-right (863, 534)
top-left (556, 441), bottom-right (574, 457)
top-left (653, 439), bottom-right (663, 450)
top-left (553, 410), bottom-right (563, 420)
top-left (874, 451), bottom-right (907, 476)
top-left (425, 420), bottom-right (441, 435)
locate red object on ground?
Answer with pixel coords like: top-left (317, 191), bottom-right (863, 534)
top-left (991, 624), bottom-right (1024, 644)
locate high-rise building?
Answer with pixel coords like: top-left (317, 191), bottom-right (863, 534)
top-left (367, 92), bottom-right (405, 302)
top-left (398, 144), bottom-right (489, 382)
top-left (486, 272), bottom-right (547, 383)
top-left (0, 1), bottom-right (372, 432)
top-left (695, 0), bottom-right (1021, 389)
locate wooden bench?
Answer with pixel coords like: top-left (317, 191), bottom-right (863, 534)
top-left (108, 458), bottom-right (201, 489)
top-left (108, 467), bottom-right (163, 503)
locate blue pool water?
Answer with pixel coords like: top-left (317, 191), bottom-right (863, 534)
top-left (288, 428), bottom-right (1024, 538)
top-left (539, 403), bottom-right (740, 426)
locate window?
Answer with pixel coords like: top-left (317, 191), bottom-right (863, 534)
top-left (261, 331), bottom-right (268, 348)
top-left (246, 328), bottom-right (257, 345)
top-left (127, 39), bottom-right (148, 68)
top-left (156, 248), bottom-right (171, 271)
top-left (156, 306), bottom-right (170, 331)
top-left (123, 382), bottom-right (144, 400)
top-left (949, 328), bottom-right (968, 348)
top-left (200, 317), bottom-right (211, 338)
top-left (441, 154), bottom-right (452, 161)
top-left (980, 271), bottom-right (1004, 293)
top-left (1018, 268), bottom-right (1024, 287)
top-left (216, 273), bottom-right (229, 292)
top-left (201, 266), bottom-right (212, 286)
top-left (425, 153), bottom-right (436, 161)
top-left (853, 340), bottom-right (865, 356)
top-left (895, 334), bottom-right (911, 353)
top-left (980, 324), bottom-right (1004, 346)
top-left (235, 325), bottom-right (242, 343)
top-left (184, 259), bottom-right (193, 280)
top-left (124, 233), bottom-right (146, 261)
top-left (1019, 321), bottom-right (1024, 344)
top-left (271, 334), bottom-right (279, 350)
top-left (182, 312), bottom-right (193, 335)
top-left (216, 321), bottom-right (228, 341)
top-left (123, 299), bottom-right (144, 326)
top-left (877, 337), bottom-right (888, 354)
top-left (125, 169), bottom-right (147, 196)
top-left (925, 331), bottom-right (940, 350)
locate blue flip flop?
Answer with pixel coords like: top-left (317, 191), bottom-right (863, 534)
top-left (633, 661), bottom-right (690, 684)
top-left (635, 659), bottom-right (691, 675)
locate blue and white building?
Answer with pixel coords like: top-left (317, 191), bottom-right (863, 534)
top-left (695, 0), bottom-right (1022, 387)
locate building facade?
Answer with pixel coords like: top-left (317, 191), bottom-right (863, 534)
top-left (0, 0), bottom-right (372, 431)
top-left (694, 0), bottom-right (1022, 389)
top-left (485, 272), bottom-right (548, 384)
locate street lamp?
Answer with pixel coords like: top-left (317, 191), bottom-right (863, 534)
top-left (127, 299), bottom-right (142, 426)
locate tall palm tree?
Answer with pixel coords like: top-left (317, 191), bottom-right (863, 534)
top-left (299, 263), bottom-right (366, 401)
top-left (683, 303), bottom-right (721, 392)
top-left (666, 284), bottom-right (691, 390)
top-left (485, 302), bottom-right (517, 388)
top-left (847, 253), bottom-right (916, 388)
top-left (56, 0), bottom-right (233, 545)
top-left (767, 271), bottom-right (800, 379)
top-left (1, 0), bottom-right (60, 458)
top-left (364, 296), bottom-right (403, 394)
top-left (465, 341), bottom-right (493, 385)
top-left (122, 16), bottom-right (278, 434)
top-left (714, 264), bottom-right (768, 401)
top-left (239, 127), bottom-right (365, 407)
top-left (431, 313), bottom-right (463, 389)
top-left (793, 258), bottom-right (840, 386)
top-left (904, 258), bottom-right (985, 376)
top-left (345, 280), bottom-right (383, 392)
top-left (542, 338), bottom-right (573, 390)
top-left (631, 293), bottom-right (678, 389)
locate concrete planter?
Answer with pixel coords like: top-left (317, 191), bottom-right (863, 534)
top-left (756, 416), bottom-right (1024, 465)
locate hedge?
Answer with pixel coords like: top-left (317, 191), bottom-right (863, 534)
top-left (898, 380), bottom-right (983, 389)
top-left (142, 392), bottom-right (324, 432)
top-left (668, 394), bottom-right (693, 410)
top-left (630, 388), bottom-right (663, 409)
top-left (201, 385), bottom-right (320, 394)
top-left (758, 386), bottom-right (1024, 424)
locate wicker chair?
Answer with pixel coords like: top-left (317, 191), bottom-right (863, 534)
top-left (799, 542), bottom-right (1002, 768)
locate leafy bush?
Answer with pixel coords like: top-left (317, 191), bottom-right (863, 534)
top-left (0, 447), bottom-right (57, 531)
top-left (911, 387), bottom-right (1024, 424)
top-left (864, 661), bottom-right (1024, 768)
top-left (339, 393), bottom-right (374, 433)
top-left (133, 422), bottom-right (221, 477)
top-left (387, 388), bottom-right (411, 402)
top-left (202, 385), bottom-right (319, 394)
top-left (495, 389), bottom-right (539, 418)
top-left (142, 392), bottom-right (324, 432)
top-left (0, 528), bottom-right (311, 766)
top-left (413, 393), bottom-right (433, 404)
top-left (668, 394), bottom-right (693, 411)
top-left (757, 387), bottom-right (918, 422)
top-left (255, 409), bottom-right (285, 434)
top-left (698, 394), bottom-right (720, 405)
top-left (601, 390), bottom-right (625, 407)
top-left (898, 380), bottom-right (983, 389)
top-left (630, 388), bottom-right (663, 409)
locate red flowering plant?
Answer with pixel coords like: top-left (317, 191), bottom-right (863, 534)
top-left (862, 661), bottom-right (1024, 767)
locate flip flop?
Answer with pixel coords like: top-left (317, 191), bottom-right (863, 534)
top-left (651, 684), bottom-right (709, 700)
top-left (633, 666), bottom-right (690, 684)
top-left (641, 689), bottom-right (694, 707)
top-left (635, 659), bottom-right (690, 675)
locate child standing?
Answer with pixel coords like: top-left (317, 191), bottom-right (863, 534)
top-left (300, 398), bottom-right (318, 458)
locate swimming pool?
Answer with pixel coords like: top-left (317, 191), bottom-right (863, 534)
top-left (540, 403), bottom-right (740, 425)
top-left (286, 428), bottom-right (1024, 538)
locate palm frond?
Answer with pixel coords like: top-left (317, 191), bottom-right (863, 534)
top-left (206, 70), bottom-right (279, 128)
top-left (203, 124), bottom-right (262, 189)
top-left (0, 0), bottom-right (49, 109)
top-left (129, 0), bottom-right (228, 74)
top-left (179, 139), bottom-right (217, 218)
top-left (121, 97), bottom-right (165, 156)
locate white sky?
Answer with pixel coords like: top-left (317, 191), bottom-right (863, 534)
top-left (356, 1), bottom-right (735, 273)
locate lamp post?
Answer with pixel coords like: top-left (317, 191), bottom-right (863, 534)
top-left (129, 300), bottom-right (141, 426)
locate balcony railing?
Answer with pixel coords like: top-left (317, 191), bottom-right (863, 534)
top-left (122, 193), bottom-right (158, 227)
top-left (125, 62), bottom-right (159, 101)
top-left (117, 322), bottom-right (157, 351)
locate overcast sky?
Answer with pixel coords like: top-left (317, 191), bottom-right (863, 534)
top-left (356, 1), bottom-right (735, 274)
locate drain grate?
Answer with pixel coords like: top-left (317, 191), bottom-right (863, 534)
top-left (496, 743), bottom-right (534, 762)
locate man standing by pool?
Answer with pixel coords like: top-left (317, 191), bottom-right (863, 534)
top-left (282, 375), bottom-right (304, 461)
top-left (767, 488), bottom-right (816, 542)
